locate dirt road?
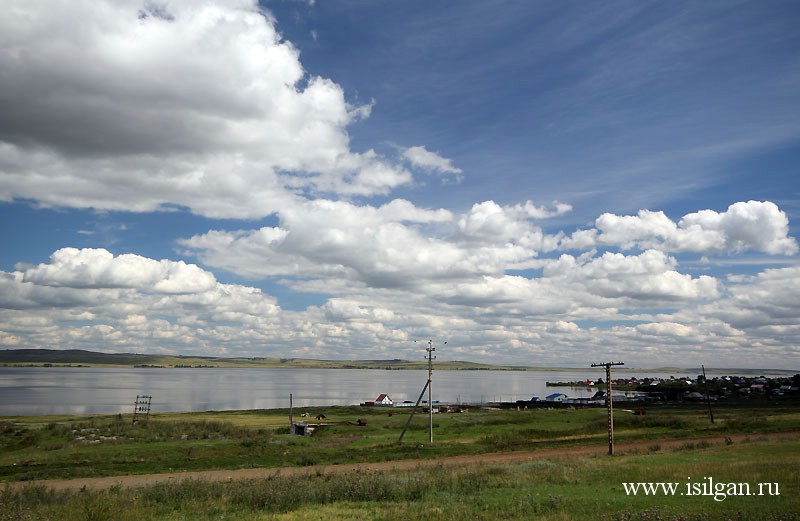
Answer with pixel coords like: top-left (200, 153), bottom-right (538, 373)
top-left (7, 431), bottom-right (798, 492)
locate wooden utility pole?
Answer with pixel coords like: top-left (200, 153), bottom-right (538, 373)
top-left (591, 361), bottom-right (624, 455)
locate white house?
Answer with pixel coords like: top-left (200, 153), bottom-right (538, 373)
top-left (545, 393), bottom-right (568, 402)
top-left (375, 394), bottom-right (393, 405)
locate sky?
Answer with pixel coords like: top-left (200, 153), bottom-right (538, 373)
top-left (1, 0), bottom-right (799, 369)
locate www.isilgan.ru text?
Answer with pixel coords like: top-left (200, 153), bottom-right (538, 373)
top-left (622, 477), bottom-right (780, 502)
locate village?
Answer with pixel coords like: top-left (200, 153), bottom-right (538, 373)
top-left (544, 373), bottom-right (800, 403)
top-left (359, 390), bottom-right (652, 408)
top-left (358, 374), bottom-right (800, 410)
top-left (360, 393), bottom-right (470, 411)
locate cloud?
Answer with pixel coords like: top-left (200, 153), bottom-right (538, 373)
top-left (401, 145), bottom-right (463, 179)
top-left (180, 198), bottom-right (471, 287)
top-left (180, 197), bottom-right (576, 293)
top-left (1, 230), bottom-right (799, 366)
top-left (702, 266), bottom-right (800, 330)
top-left (455, 201), bottom-right (567, 258)
top-left (0, 248), bottom-right (283, 354)
top-left (543, 250), bottom-right (720, 302)
top-left (3, 199), bottom-right (792, 366)
top-left (457, 201), bottom-right (536, 243)
top-left (0, 0), bottom-right (414, 217)
top-left (22, 248), bottom-right (217, 294)
top-left (511, 201), bottom-right (573, 219)
top-left (678, 201), bottom-right (798, 255)
top-left (180, 198), bottom-right (725, 322)
top-left (563, 201), bottom-right (798, 255)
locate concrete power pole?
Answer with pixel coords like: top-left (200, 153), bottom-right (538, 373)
top-left (398, 339), bottom-right (444, 444)
top-left (591, 361), bottom-right (624, 455)
top-left (426, 340), bottom-right (436, 443)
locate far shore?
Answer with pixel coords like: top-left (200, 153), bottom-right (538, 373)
top-left (1, 348), bottom-right (797, 374)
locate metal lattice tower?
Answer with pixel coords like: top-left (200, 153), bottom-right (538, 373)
top-left (133, 394), bottom-right (152, 424)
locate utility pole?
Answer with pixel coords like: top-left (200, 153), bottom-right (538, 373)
top-left (701, 365), bottom-right (714, 424)
top-left (398, 339), bottom-right (444, 444)
top-left (591, 361), bottom-right (624, 455)
top-left (426, 340), bottom-right (436, 443)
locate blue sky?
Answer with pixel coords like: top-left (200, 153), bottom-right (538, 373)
top-left (0, 0), bottom-right (798, 368)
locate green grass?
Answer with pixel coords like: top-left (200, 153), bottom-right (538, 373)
top-left (1, 404), bottom-right (799, 520)
top-left (2, 439), bottom-right (798, 520)
top-left (2, 403), bottom-right (800, 482)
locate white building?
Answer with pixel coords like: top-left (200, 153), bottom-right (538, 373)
top-left (375, 394), bottom-right (393, 405)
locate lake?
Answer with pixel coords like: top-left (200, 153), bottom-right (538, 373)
top-left (1, 366), bottom-right (708, 416)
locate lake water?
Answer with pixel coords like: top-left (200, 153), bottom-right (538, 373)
top-left (0, 366), bottom-right (710, 416)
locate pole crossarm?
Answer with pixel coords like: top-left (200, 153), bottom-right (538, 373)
top-left (590, 361), bottom-right (625, 368)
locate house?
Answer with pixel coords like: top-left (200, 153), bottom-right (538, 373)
top-left (375, 394), bottom-right (393, 405)
top-left (545, 393), bottom-right (568, 402)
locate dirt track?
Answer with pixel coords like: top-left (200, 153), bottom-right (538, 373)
top-left (7, 431), bottom-right (798, 492)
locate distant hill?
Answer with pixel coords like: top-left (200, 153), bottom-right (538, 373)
top-left (0, 348), bottom-right (523, 370)
top-left (0, 349), bottom-right (156, 366)
top-left (1, 349), bottom-right (795, 373)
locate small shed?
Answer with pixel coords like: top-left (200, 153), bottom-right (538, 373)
top-left (375, 394), bottom-right (393, 405)
top-left (290, 422), bottom-right (311, 436)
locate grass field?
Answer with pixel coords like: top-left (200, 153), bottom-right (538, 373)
top-left (2, 402), bottom-right (799, 520)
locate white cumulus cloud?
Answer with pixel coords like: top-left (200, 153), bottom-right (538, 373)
top-left (565, 201), bottom-right (797, 255)
top-left (0, 0), bottom-right (415, 218)
top-left (22, 248), bottom-right (217, 294)
top-left (543, 250), bottom-right (720, 302)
